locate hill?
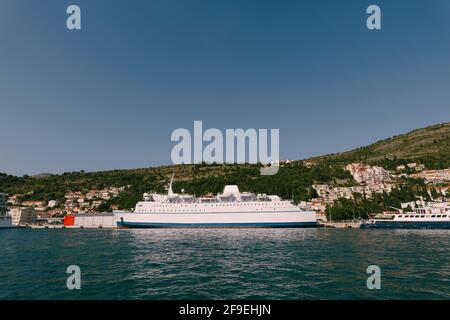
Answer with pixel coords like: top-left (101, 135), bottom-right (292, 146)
top-left (308, 122), bottom-right (450, 169)
top-left (0, 163), bottom-right (354, 210)
top-left (0, 122), bottom-right (447, 218)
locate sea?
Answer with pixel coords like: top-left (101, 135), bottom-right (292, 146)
top-left (0, 228), bottom-right (448, 300)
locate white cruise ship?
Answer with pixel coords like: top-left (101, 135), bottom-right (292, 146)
top-left (115, 176), bottom-right (317, 228)
top-left (0, 193), bottom-right (13, 228)
top-left (361, 201), bottom-right (450, 229)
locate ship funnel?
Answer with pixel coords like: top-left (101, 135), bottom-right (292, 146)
top-left (223, 185), bottom-right (240, 195)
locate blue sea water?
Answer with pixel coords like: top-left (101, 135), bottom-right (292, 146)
top-left (0, 228), bottom-right (449, 300)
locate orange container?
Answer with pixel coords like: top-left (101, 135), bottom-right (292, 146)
top-left (64, 215), bottom-right (75, 226)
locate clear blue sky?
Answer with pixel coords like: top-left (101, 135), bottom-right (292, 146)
top-left (1, 0), bottom-right (449, 176)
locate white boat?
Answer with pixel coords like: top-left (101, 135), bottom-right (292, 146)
top-left (361, 201), bottom-right (450, 229)
top-left (115, 176), bottom-right (317, 228)
top-left (0, 193), bottom-right (13, 228)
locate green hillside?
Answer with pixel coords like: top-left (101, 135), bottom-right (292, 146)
top-left (1, 122), bottom-right (447, 218)
top-left (308, 122), bottom-right (450, 169)
top-left (0, 163), bottom-right (354, 210)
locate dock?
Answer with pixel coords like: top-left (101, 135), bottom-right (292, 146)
top-left (319, 221), bottom-right (363, 229)
top-left (27, 225), bottom-right (116, 229)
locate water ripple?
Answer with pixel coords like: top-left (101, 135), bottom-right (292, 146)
top-left (0, 228), bottom-right (448, 299)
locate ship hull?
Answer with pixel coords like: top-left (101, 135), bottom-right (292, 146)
top-left (115, 211), bottom-right (318, 229)
top-left (0, 223), bottom-right (13, 228)
top-left (361, 221), bottom-right (450, 229)
top-left (0, 218), bottom-right (13, 228)
top-left (117, 221), bottom-right (317, 228)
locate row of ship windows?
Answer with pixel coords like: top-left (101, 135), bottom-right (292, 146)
top-left (416, 209), bottom-right (446, 214)
top-left (141, 203), bottom-right (283, 207)
top-left (398, 215), bottom-right (448, 218)
top-left (0, 216), bottom-right (11, 220)
top-left (136, 209), bottom-right (276, 212)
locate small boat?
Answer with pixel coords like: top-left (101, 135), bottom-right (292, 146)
top-left (361, 201), bottom-right (450, 229)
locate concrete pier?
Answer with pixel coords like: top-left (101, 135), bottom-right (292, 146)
top-left (319, 221), bottom-right (363, 229)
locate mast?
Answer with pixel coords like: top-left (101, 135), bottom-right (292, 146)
top-left (168, 173), bottom-right (175, 196)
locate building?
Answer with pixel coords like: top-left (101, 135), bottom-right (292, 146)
top-left (21, 200), bottom-right (45, 208)
top-left (313, 183), bottom-right (394, 202)
top-left (48, 200), bottom-right (59, 208)
top-left (9, 207), bottom-right (37, 226)
top-left (310, 198), bottom-right (329, 212)
top-left (410, 169), bottom-right (450, 184)
top-left (406, 163), bottom-right (425, 171)
top-left (91, 200), bottom-right (104, 208)
top-left (64, 213), bottom-right (117, 228)
top-left (345, 163), bottom-right (391, 185)
top-left (47, 208), bottom-right (64, 217)
top-left (427, 184), bottom-right (450, 197)
top-left (7, 194), bottom-right (22, 205)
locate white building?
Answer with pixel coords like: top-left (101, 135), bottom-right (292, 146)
top-left (48, 200), bottom-right (59, 208)
top-left (9, 207), bottom-right (37, 226)
top-left (71, 213), bottom-right (117, 228)
top-left (313, 183), bottom-right (394, 202)
top-left (411, 169), bottom-right (450, 184)
top-left (345, 163), bottom-right (391, 185)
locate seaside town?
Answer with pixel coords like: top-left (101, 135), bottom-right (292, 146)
top-left (305, 162), bottom-right (449, 221)
top-left (1, 162), bottom-right (449, 228)
top-left (2, 186), bottom-right (129, 226)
